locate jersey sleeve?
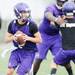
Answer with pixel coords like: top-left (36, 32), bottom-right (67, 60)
top-left (44, 5), bottom-right (54, 14)
top-left (8, 21), bottom-right (14, 34)
top-left (29, 22), bottom-right (38, 35)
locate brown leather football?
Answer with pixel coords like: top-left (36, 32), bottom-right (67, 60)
top-left (15, 31), bottom-right (26, 46)
top-left (16, 35), bottom-right (25, 45)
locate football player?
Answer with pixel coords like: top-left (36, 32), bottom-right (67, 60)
top-left (54, 1), bottom-right (75, 75)
top-left (5, 3), bottom-right (42, 75)
top-left (33, 0), bottom-right (73, 75)
top-left (0, 14), bottom-right (2, 29)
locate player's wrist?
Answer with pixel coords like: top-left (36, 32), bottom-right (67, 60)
top-left (54, 17), bottom-right (58, 22)
top-left (13, 35), bottom-right (17, 41)
top-left (25, 36), bottom-right (30, 41)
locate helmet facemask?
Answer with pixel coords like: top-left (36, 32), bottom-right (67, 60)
top-left (18, 11), bottom-right (30, 22)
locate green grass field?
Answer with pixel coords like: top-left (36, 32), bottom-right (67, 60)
top-left (0, 43), bottom-right (75, 75)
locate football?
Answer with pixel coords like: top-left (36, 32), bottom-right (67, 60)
top-left (15, 31), bottom-right (26, 46)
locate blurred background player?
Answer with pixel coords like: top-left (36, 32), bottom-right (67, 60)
top-left (33, 0), bottom-right (73, 75)
top-left (5, 2), bottom-right (42, 75)
top-left (0, 14), bottom-right (2, 29)
top-left (54, 1), bottom-right (75, 75)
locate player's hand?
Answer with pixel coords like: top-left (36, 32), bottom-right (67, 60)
top-left (55, 16), bottom-right (64, 25)
top-left (22, 34), bottom-right (29, 41)
top-left (13, 35), bottom-right (17, 41)
top-left (13, 31), bottom-right (25, 42)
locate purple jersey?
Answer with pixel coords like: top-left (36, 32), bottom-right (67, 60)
top-left (39, 4), bottom-right (63, 35)
top-left (36, 4), bottom-right (62, 60)
top-left (8, 19), bottom-right (38, 51)
top-left (7, 19), bottom-right (38, 75)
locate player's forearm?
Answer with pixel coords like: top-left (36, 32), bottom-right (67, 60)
top-left (5, 36), bottom-right (14, 43)
top-left (45, 12), bottom-right (57, 22)
top-left (26, 36), bottom-right (42, 43)
top-left (45, 12), bottom-right (64, 25)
